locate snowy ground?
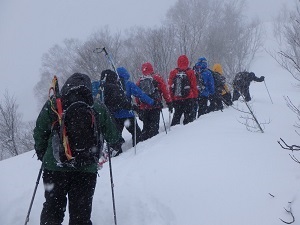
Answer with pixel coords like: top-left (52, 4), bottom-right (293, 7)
top-left (1, 64), bottom-right (300, 225)
top-left (1, 25), bottom-right (300, 225)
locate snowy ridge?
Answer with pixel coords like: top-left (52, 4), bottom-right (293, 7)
top-left (1, 65), bottom-right (300, 224)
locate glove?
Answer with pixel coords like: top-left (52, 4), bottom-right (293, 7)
top-left (167, 102), bottom-right (173, 113)
top-left (153, 100), bottom-right (163, 108)
top-left (260, 76), bottom-right (265, 81)
top-left (132, 104), bottom-right (139, 112)
top-left (36, 151), bottom-right (45, 161)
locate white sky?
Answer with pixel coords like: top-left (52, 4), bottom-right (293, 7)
top-left (0, 0), bottom-right (294, 121)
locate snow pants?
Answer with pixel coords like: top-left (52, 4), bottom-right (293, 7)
top-left (40, 169), bottom-right (97, 225)
top-left (114, 116), bottom-right (142, 147)
top-left (171, 99), bottom-right (195, 126)
top-left (232, 87), bottom-right (251, 102)
top-left (140, 108), bottom-right (161, 141)
top-left (197, 96), bottom-right (209, 117)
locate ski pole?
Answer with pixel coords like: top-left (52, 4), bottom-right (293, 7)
top-left (107, 143), bottom-right (118, 225)
top-left (24, 164), bottom-right (43, 225)
top-left (263, 80), bottom-right (273, 104)
top-left (168, 111), bottom-right (172, 131)
top-left (160, 109), bottom-right (167, 134)
top-left (93, 47), bottom-right (117, 74)
top-left (134, 114), bottom-right (137, 155)
top-left (93, 47), bottom-right (124, 92)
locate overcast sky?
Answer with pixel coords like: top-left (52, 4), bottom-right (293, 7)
top-left (0, 0), bottom-right (294, 121)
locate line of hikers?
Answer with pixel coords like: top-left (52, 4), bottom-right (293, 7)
top-left (91, 54), bottom-right (265, 156)
top-left (33, 54), bottom-right (264, 225)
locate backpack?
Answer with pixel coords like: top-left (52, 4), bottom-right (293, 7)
top-left (171, 69), bottom-right (191, 97)
top-left (52, 73), bottom-right (103, 168)
top-left (195, 72), bottom-right (205, 93)
top-left (138, 76), bottom-right (158, 97)
top-left (233, 72), bottom-right (247, 89)
top-left (209, 69), bottom-right (226, 92)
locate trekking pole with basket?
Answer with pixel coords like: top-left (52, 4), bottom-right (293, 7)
top-left (263, 80), bottom-right (273, 104)
top-left (168, 111), bottom-right (172, 131)
top-left (160, 109), bottom-right (167, 134)
top-left (107, 143), bottom-right (118, 225)
top-left (24, 164), bottom-right (43, 225)
top-left (134, 113), bottom-right (137, 155)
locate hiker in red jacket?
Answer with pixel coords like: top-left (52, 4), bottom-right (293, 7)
top-left (136, 62), bottom-right (172, 141)
top-left (168, 55), bottom-right (198, 126)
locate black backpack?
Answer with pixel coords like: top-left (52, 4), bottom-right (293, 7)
top-left (171, 69), bottom-right (191, 97)
top-left (233, 71), bottom-right (247, 89)
top-left (52, 73), bottom-right (103, 168)
top-left (138, 76), bottom-right (158, 97)
top-left (195, 71), bottom-right (205, 93)
top-left (209, 69), bottom-right (226, 92)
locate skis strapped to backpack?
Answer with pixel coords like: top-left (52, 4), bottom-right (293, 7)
top-left (49, 76), bottom-right (73, 161)
top-left (49, 74), bottom-right (102, 168)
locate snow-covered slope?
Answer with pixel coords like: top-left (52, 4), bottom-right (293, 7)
top-left (1, 61), bottom-right (300, 225)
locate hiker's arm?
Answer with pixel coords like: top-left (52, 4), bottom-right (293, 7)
top-left (188, 71), bottom-right (199, 98)
top-left (33, 101), bottom-right (52, 160)
top-left (155, 75), bottom-right (172, 103)
top-left (130, 81), bottom-right (154, 105)
top-left (96, 103), bottom-right (120, 145)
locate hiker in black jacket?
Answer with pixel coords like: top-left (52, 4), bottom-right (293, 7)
top-left (232, 71), bottom-right (265, 102)
top-left (95, 69), bottom-right (137, 156)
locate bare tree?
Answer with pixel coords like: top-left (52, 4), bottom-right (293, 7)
top-left (216, 1), bottom-right (263, 80)
top-left (165, 0), bottom-right (212, 63)
top-left (164, 0), bottom-right (263, 82)
top-left (121, 26), bottom-right (177, 81)
top-left (34, 27), bottom-right (123, 107)
top-left (35, 0), bottom-right (263, 106)
top-left (0, 91), bottom-right (34, 160)
top-left (272, 1), bottom-right (300, 81)
top-left (232, 99), bottom-right (268, 133)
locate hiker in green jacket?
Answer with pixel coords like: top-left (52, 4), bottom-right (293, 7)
top-left (33, 73), bottom-right (120, 225)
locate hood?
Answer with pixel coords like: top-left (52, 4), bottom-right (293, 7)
top-left (196, 57), bottom-right (208, 70)
top-left (142, 62), bottom-right (154, 76)
top-left (61, 73), bottom-right (92, 96)
top-left (212, 63), bottom-right (223, 75)
top-left (61, 73), bottom-right (93, 107)
top-left (117, 67), bottom-right (130, 81)
top-left (177, 55), bottom-right (189, 70)
top-left (101, 69), bottom-right (118, 84)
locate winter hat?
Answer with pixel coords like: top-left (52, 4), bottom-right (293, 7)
top-left (141, 62), bottom-right (154, 75)
top-left (177, 55), bottom-right (189, 70)
top-left (212, 63), bottom-right (223, 75)
top-left (197, 57), bottom-right (208, 70)
top-left (117, 67), bottom-right (130, 80)
top-left (101, 69), bottom-right (118, 84)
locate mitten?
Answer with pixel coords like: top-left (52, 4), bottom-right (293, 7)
top-left (153, 100), bottom-right (163, 108)
top-left (132, 104), bottom-right (139, 112)
top-left (167, 102), bottom-right (173, 113)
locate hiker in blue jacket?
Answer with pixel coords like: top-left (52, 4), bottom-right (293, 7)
top-left (115, 67), bottom-right (155, 149)
top-left (194, 57), bottom-right (215, 117)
